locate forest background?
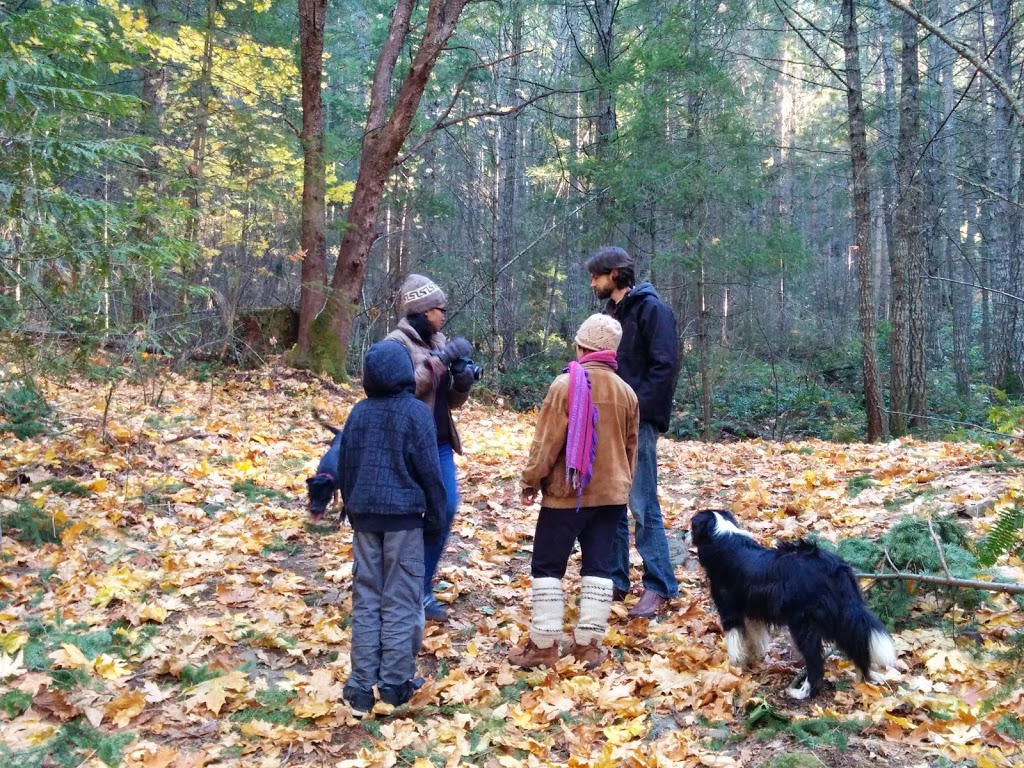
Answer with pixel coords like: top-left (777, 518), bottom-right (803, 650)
top-left (3, 0), bottom-right (1024, 441)
top-left (4, 2), bottom-right (1024, 766)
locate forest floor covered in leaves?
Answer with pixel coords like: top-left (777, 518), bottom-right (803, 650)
top-left (1, 362), bottom-right (1023, 768)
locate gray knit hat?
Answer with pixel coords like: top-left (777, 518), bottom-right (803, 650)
top-left (575, 314), bottom-right (622, 352)
top-left (585, 246), bottom-right (634, 275)
top-left (399, 274), bottom-right (446, 316)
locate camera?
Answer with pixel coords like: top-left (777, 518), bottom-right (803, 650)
top-left (450, 356), bottom-right (483, 381)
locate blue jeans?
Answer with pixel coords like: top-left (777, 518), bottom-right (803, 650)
top-left (612, 422), bottom-right (679, 598)
top-left (423, 442), bottom-right (459, 599)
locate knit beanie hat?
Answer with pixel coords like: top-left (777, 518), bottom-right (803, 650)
top-left (574, 314), bottom-right (622, 352)
top-left (399, 274), bottom-right (446, 316)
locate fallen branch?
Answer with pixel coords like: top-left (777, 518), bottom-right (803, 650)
top-left (163, 431), bottom-right (207, 444)
top-left (859, 571), bottom-right (1024, 595)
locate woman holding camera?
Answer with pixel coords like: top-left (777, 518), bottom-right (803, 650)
top-left (386, 274), bottom-right (477, 622)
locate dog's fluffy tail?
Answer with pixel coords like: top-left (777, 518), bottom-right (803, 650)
top-left (839, 600), bottom-right (897, 676)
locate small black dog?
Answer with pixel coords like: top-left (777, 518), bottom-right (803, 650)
top-left (306, 416), bottom-right (343, 520)
top-left (691, 509), bottom-right (896, 699)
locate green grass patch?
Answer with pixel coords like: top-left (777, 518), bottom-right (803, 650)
top-left (34, 478), bottom-right (92, 496)
top-left (0, 381), bottom-right (52, 440)
top-left (2, 500), bottom-right (69, 547)
top-left (261, 537), bottom-right (302, 557)
top-left (178, 663), bottom-right (225, 687)
top-left (846, 474), bottom-right (875, 498)
top-left (233, 480), bottom-right (289, 504)
top-left (745, 700), bottom-right (868, 750)
top-left (305, 521), bottom-right (340, 536)
top-left (0, 689), bottom-right (33, 718)
top-left (0, 717), bottom-right (134, 767)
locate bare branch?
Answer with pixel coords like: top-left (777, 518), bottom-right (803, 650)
top-left (885, 0), bottom-right (1024, 126)
top-left (861, 571), bottom-right (1024, 595)
top-left (929, 274), bottom-right (1024, 304)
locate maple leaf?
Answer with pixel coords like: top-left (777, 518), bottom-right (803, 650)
top-left (105, 689), bottom-right (148, 727)
top-left (93, 652), bottom-right (133, 681)
top-left (123, 744), bottom-right (180, 768)
top-left (183, 669), bottom-right (250, 715)
top-left (0, 649), bottom-right (27, 679)
top-left (0, 630), bottom-right (29, 653)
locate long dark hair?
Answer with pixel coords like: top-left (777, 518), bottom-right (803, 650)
top-left (612, 267), bottom-right (635, 289)
top-left (407, 312), bottom-right (435, 343)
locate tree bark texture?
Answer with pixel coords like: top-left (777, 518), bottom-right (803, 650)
top-left (295, 0), bottom-right (328, 365)
top-left (844, 0), bottom-right (886, 442)
top-left (899, 12), bottom-right (927, 428)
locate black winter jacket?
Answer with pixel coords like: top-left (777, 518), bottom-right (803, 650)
top-left (605, 283), bottom-right (680, 432)
top-left (338, 340), bottom-right (447, 535)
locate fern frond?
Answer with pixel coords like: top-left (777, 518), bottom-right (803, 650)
top-left (977, 505), bottom-right (1024, 567)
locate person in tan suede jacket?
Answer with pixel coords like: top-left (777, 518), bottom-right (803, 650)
top-left (509, 314), bottom-right (639, 671)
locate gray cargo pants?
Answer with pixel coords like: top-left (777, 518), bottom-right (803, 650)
top-left (348, 528), bottom-right (425, 691)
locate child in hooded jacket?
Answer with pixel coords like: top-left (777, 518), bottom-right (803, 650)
top-left (338, 339), bottom-right (447, 718)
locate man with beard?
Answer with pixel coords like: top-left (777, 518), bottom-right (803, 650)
top-left (584, 246), bottom-right (680, 619)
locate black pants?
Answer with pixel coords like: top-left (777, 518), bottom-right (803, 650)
top-left (530, 504), bottom-right (627, 580)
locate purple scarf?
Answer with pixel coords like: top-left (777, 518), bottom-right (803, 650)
top-left (564, 349), bottom-right (618, 506)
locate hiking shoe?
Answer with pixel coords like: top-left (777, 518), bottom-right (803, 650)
top-left (379, 677), bottom-right (424, 707)
top-left (343, 685), bottom-right (374, 719)
top-left (628, 589), bottom-right (667, 619)
top-left (424, 595), bottom-right (449, 622)
top-left (564, 640), bottom-right (608, 670)
top-left (508, 639), bottom-right (559, 669)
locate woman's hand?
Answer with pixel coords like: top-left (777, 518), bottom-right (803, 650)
top-left (521, 487), bottom-right (538, 506)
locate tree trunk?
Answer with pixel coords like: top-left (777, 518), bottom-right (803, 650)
top-left (902, 10), bottom-right (926, 428)
top-left (935, 0), bottom-right (971, 399)
top-left (294, 0), bottom-right (328, 366)
top-left (844, 0), bottom-right (886, 441)
top-left (698, 252), bottom-right (712, 442)
top-left (495, 0), bottom-right (522, 367)
top-left (187, 0), bottom-right (216, 248)
top-left (317, 0), bottom-right (472, 379)
top-left (986, 0), bottom-right (1015, 390)
top-left (131, 0), bottom-right (170, 326)
top-left (593, 0), bottom-right (617, 231)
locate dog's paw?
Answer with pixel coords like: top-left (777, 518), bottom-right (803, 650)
top-left (726, 628), bottom-right (750, 668)
top-left (785, 671), bottom-right (813, 700)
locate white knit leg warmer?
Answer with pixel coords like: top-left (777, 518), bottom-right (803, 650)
top-left (529, 577), bottom-right (564, 649)
top-left (574, 576), bottom-right (614, 646)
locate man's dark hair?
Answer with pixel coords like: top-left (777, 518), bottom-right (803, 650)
top-left (585, 246), bottom-right (636, 288)
top-left (611, 267), bottom-right (635, 289)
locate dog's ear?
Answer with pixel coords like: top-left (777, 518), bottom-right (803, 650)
top-left (690, 510), bottom-right (715, 544)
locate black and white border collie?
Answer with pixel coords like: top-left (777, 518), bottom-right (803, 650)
top-left (690, 509), bottom-right (897, 699)
top-left (305, 417), bottom-right (343, 520)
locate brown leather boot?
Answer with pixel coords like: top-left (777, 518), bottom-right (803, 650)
top-left (564, 639), bottom-right (608, 670)
top-left (628, 589), bottom-right (666, 619)
top-left (508, 639), bottom-right (559, 669)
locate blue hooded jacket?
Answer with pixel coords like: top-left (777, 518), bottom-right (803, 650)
top-left (338, 340), bottom-right (447, 534)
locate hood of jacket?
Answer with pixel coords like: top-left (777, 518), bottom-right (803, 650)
top-left (611, 282), bottom-right (659, 312)
top-left (363, 339), bottom-right (416, 398)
